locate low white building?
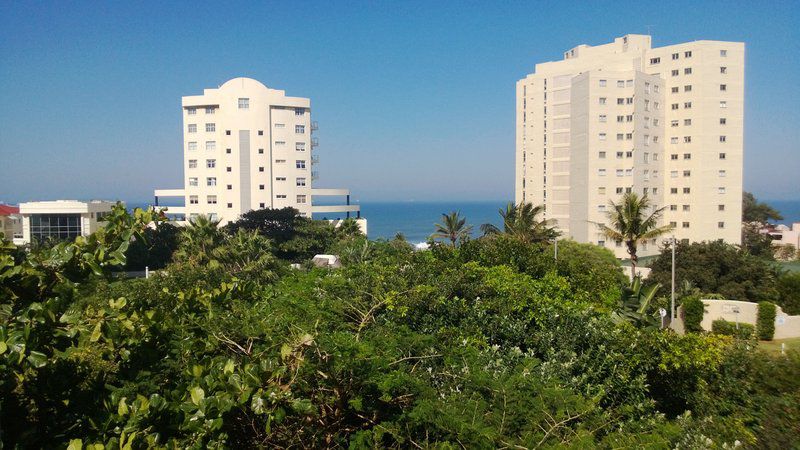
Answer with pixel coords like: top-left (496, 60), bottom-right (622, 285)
top-left (765, 222), bottom-right (800, 249)
top-left (0, 205), bottom-right (23, 244)
top-left (17, 200), bottom-right (116, 244)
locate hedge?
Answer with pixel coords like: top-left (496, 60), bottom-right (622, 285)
top-left (711, 319), bottom-right (755, 340)
top-left (683, 295), bottom-right (706, 333)
top-left (757, 301), bottom-right (776, 341)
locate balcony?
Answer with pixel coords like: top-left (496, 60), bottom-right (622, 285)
top-left (311, 121), bottom-right (319, 132)
top-left (311, 171), bottom-right (319, 181)
top-left (311, 155), bottom-right (320, 164)
top-left (311, 137), bottom-right (319, 148)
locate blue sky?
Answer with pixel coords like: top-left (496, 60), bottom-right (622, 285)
top-left (1, 1), bottom-right (798, 203)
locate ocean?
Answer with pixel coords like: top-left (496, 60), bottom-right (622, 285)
top-left (128, 199), bottom-right (800, 245)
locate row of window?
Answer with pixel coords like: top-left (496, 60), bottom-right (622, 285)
top-left (667, 135), bottom-right (728, 144)
top-left (189, 194), bottom-right (308, 208)
top-left (598, 97), bottom-right (660, 109)
top-left (188, 104), bottom-right (306, 115)
top-left (187, 107), bottom-right (216, 115)
top-left (649, 49), bottom-right (727, 65)
top-left (598, 151), bottom-right (658, 160)
top-left (187, 141), bottom-right (307, 152)
top-left (188, 124), bottom-right (306, 134)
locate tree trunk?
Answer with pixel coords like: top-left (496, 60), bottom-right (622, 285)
top-left (627, 242), bottom-right (637, 280)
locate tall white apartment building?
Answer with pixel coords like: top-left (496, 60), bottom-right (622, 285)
top-left (155, 77), bottom-right (360, 226)
top-left (516, 35), bottom-right (743, 257)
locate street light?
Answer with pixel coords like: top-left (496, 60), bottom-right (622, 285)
top-left (553, 238), bottom-right (558, 262)
top-left (662, 236), bottom-right (677, 321)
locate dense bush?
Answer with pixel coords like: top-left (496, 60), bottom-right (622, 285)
top-left (712, 319), bottom-right (755, 339)
top-left (1, 206), bottom-right (798, 448)
top-left (757, 301), bottom-right (777, 340)
top-left (682, 295), bottom-right (706, 333)
top-left (777, 272), bottom-right (800, 315)
top-left (648, 241), bottom-right (781, 302)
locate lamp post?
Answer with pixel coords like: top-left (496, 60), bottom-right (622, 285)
top-left (662, 236), bottom-right (677, 321)
top-left (553, 238), bottom-right (558, 262)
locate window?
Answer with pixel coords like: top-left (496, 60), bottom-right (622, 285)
top-left (258, 167), bottom-right (264, 172)
top-left (617, 98), bottom-right (624, 105)
top-left (671, 170), bottom-right (678, 178)
top-left (645, 99), bottom-right (650, 111)
top-left (295, 108), bottom-right (304, 116)
top-left (720, 101), bottom-right (728, 108)
top-left (719, 204), bottom-right (725, 211)
top-left (626, 151), bottom-right (633, 157)
top-left (204, 123), bottom-right (216, 132)
top-left (644, 135), bottom-right (650, 146)
top-left (259, 203), bottom-right (265, 208)
top-left (295, 125), bottom-right (305, 134)
top-left (616, 151), bottom-right (623, 159)
top-left (682, 222), bottom-right (690, 228)
top-left (683, 170), bottom-right (691, 177)
top-left (275, 123), bottom-right (285, 129)
top-left (684, 136), bottom-right (692, 143)
top-left (258, 148), bottom-right (264, 154)
top-left (650, 57), bottom-right (661, 64)
top-left (685, 51), bottom-right (692, 58)
top-left (205, 107), bottom-right (215, 114)
top-left (626, 97), bottom-right (633, 104)
top-left (671, 188), bottom-right (678, 194)
top-left (258, 184), bottom-right (265, 190)
top-left (188, 124), bottom-right (197, 133)
top-left (238, 98), bottom-right (249, 109)
top-left (720, 66), bottom-right (727, 74)
top-left (296, 160), bottom-right (306, 169)
top-left (187, 108), bottom-right (196, 115)
top-left (599, 114), bottom-right (607, 122)
top-left (597, 205), bottom-right (607, 212)
top-left (626, 187), bottom-right (632, 193)
top-left (617, 115), bottom-right (624, 123)
top-left (258, 130), bottom-right (264, 136)
top-left (653, 85), bottom-right (659, 93)
top-left (720, 135), bottom-right (727, 143)
top-left (720, 118), bottom-right (727, 125)
top-left (276, 195), bottom-right (287, 199)
top-left (598, 169), bottom-right (606, 176)
top-left (617, 80), bottom-right (625, 88)
top-left (671, 154), bottom-right (678, 160)
top-left (684, 85), bottom-right (692, 92)
top-left (616, 169), bottom-right (623, 177)
top-left (720, 84), bottom-right (727, 91)
top-left (226, 167), bottom-right (232, 172)
top-left (671, 86), bottom-right (679, 93)
top-left (207, 195), bottom-right (217, 204)
top-left (206, 177), bottom-right (216, 186)
top-left (684, 102), bottom-right (692, 109)
top-left (683, 153), bottom-right (691, 160)
top-left (205, 141), bottom-right (216, 151)
top-left (625, 169), bottom-right (633, 176)
top-left (188, 141), bottom-right (197, 151)
top-left (599, 133), bottom-right (606, 140)
top-left (683, 187), bottom-right (690, 194)
top-left (626, 114), bottom-right (633, 122)
top-left (643, 187), bottom-right (649, 195)
top-left (295, 177), bottom-right (307, 187)
top-left (671, 120), bottom-right (679, 127)
top-left (617, 133), bottom-right (624, 141)
top-left (684, 68), bottom-right (692, 75)
top-left (653, 188), bottom-right (658, 194)
top-left (296, 142), bottom-right (306, 152)
top-left (626, 133), bottom-right (633, 140)
top-left (671, 69), bottom-right (679, 77)
top-left (206, 159), bottom-right (216, 168)
top-left (227, 203), bottom-right (233, 208)
top-left (671, 103), bottom-right (679, 110)
top-left (275, 141), bottom-right (286, 146)
top-left (719, 152), bottom-right (726, 159)
top-left (189, 195), bottom-right (198, 204)
top-left (719, 170), bottom-right (727, 178)
top-left (671, 137), bottom-right (679, 144)
top-left (296, 195), bottom-right (307, 204)
top-left (226, 130), bottom-right (231, 135)
top-left (654, 102), bottom-right (659, 110)
top-left (226, 148), bottom-right (232, 154)
top-left (720, 49), bottom-right (727, 57)
top-left (188, 159), bottom-right (197, 168)
top-left (653, 153), bottom-right (659, 161)
top-left (598, 151), bottom-right (606, 159)
top-left (718, 222), bottom-right (725, 229)
top-left (616, 187), bottom-right (623, 194)
top-left (599, 97), bottom-right (607, 105)
top-left (670, 205), bottom-right (678, 211)
top-left (189, 177), bottom-right (198, 187)
top-left (598, 187), bottom-right (606, 195)
top-left (684, 119), bottom-right (692, 126)
top-left (645, 82), bottom-right (650, 93)
top-left (644, 152), bottom-right (649, 163)
top-left (227, 184), bottom-right (232, 189)
top-left (275, 159), bottom-right (286, 163)
top-left (672, 52), bottom-right (679, 60)
top-left (275, 177), bottom-right (286, 181)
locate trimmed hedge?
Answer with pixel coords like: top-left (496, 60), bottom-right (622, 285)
top-left (711, 319), bottom-right (755, 340)
top-left (757, 301), bottom-right (776, 341)
top-left (682, 295), bottom-right (706, 333)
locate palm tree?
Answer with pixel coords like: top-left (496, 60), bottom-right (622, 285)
top-left (175, 214), bottom-right (223, 266)
top-left (480, 202), bottom-right (559, 243)
top-left (596, 192), bottom-right (673, 279)
top-left (431, 211), bottom-right (472, 247)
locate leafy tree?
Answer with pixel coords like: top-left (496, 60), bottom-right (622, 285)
top-left (212, 229), bottom-right (281, 280)
top-left (336, 217), bottom-right (363, 239)
top-left (480, 202), bottom-right (559, 243)
top-left (742, 191), bottom-right (783, 223)
top-left (431, 211), bottom-right (472, 246)
top-left (124, 221), bottom-right (180, 270)
top-left (777, 272), bottom-right (800, 315)
top-left (613, 276), bottom-right (661, 328)
top-left (174, 214), bottom-right (224, 266)
top-left (596, 193), bottom-right (673, 279)
top-left (741, 221), bottom-right (775, 259)
top-left (648, 240), bottom-right (780, 303)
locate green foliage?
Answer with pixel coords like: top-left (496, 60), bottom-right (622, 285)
top-left (648, 240), bottom-right (781, 303)
top-left (479, 201), bottom-right (559, 243)
top-left (757, 302), bottom-right (776, 341)
top-left (430, 211), bottom-right (472, 246)
top-left (777, 272), bottom-right (800, 315)
top-left (124, 221), bottom-right (180, 270)
top-left (682, 295), bottom-right (706, 333)
top-left (613, 276), bottom-right (661, 328)
top-left (741, 222), bottom-right (776, 260)
top-left (742, 191), bottom-right (783, 223)
top-left (711, 319), bottom-right (755, 340)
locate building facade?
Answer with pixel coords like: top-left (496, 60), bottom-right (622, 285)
top-left (155, 77), bottom-right (360, 227)
top-left (0, 204), bottom-right (22, 244)
top-left (516, 35), bottom-right (744, 258)
top-left (17, 200), bottom-right (115, 244)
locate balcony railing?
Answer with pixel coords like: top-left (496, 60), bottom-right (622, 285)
top-left (311, 121), bottom-right (319, 132)
top-left (311, 137), bottom-right (319, 148)
top-left (311, 171), bottom-right (319, 180)
top-left (311, 155), bottom-right (319, 164)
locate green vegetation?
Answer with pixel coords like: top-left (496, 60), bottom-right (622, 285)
top-left (596, 192), bottom-right (673, 278)
top-left (757, 301), bottom-right (777, 341)
top-left (1, 204), bottom-right (798, 448)
top-left (682, 295), bottom-right (706, 333)
top-left (712, 319), bottom-right (755, 340)
top-left (479, 201), bottom-right (559, 243)
top-left (430, 211), bottom-right (472, 246)
top-left (759, 337), bottom-right (800, 356)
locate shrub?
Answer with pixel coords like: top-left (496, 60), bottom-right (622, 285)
top-left (777, 272), bottom-right (800, 315)
top-left (682, 295), bottom-right (706, 333)
top-left (757, 302), bottom-right (776, 341)
top-left (711, 319), bottom-right (754, 340)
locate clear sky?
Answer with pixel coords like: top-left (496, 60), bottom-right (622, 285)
top-left (1, 1), bottom-right (798, 203)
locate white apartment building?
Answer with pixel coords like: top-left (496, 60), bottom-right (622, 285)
top-left (17, 200), bottom-right (115, 244)
top-left (155, 77), bottom-right (360, 227)
top-left (516, 35), bottom-right (743, 258)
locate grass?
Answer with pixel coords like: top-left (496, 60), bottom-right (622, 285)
top-left (776, 260), bottom-right (800, 274)
top-left (759, 337), bottom-right (800, 356)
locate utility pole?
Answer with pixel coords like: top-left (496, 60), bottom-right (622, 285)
top-left (670, 237), bottom-right (676, 320)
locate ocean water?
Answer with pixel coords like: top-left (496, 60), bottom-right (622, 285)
top-left (770, 200), bottom-right (800, 225)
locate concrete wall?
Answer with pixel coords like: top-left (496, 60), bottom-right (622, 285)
top-left (674, 299), bottom-right (800, 340)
